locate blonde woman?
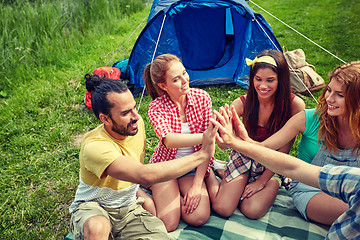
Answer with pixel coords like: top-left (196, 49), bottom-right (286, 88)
top-left (144, 54), bottom-right (214, 231)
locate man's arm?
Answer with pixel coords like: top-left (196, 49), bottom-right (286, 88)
top-left (211, 107), bottom-right (321, 189)
top-left (104, 120), bottom-right (218, 187)
top-left (163, 133), bottom-right (202, 148)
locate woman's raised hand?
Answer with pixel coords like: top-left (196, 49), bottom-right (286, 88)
top-left (229, 106), bottom-right (250, 141)
top-left (210, 105), bottom-right (235, 149)
top-left (201, 117), bottom-right (218, 158)
top-left (210, 104), bottom-right (251, 150)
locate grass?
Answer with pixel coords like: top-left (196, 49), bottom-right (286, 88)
top-left (0, 0), bottom-right (359, 239)
top-left (0, 0), bottom-right (149, 239)
top-left (0, 0), bottom-right (147, 94)
top-left (249, 0), bottom-right (360, 76)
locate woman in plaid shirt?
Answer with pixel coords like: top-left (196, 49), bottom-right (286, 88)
top-left (144, 54), bottom-right (215, 231)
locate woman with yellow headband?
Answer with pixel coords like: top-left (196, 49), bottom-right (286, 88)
top-left (207, 49), bottom-right (305, 219)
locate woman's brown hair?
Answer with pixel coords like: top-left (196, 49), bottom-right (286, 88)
top-left (242, 49), bottom-right (292, 140)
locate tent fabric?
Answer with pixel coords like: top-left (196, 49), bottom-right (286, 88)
top-left (127, 0), bottom-right (282, 90)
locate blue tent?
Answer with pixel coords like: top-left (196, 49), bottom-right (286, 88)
top-left (126, 0), bottom-right (281, 90)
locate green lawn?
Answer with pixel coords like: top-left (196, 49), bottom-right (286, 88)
top-left (0, 0), bottom-right (359, 239)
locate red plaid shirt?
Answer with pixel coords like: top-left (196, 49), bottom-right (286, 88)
top-left (148, 88), bottom-right (213, 175)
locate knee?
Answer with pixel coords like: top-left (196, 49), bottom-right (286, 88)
top-left (142, 198), bottom-right (157, 216)
top-left (241, 203), bottom-right (265, 220)
top-left (242, 209), bottom-right (264, 220)
top-left (83, 215), bottom-right (111, 238)
top-left (185, 212), bottom-right (210, 227)
top-left (160, 216), bottom-right (179, 232)
top-left (212, 201), bottom-right (235, 217)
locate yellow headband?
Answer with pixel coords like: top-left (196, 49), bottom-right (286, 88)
top-left (246, 56), bottom-right (277, 67)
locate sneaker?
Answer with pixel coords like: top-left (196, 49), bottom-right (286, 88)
top-left (281, 177), bottom-right (293, 190)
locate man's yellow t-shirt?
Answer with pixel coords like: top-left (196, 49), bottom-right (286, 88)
top-left (69, 117), bottom-right (145, 213)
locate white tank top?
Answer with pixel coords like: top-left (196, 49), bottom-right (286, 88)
top-left (174, 122), bottom-right (196, 159)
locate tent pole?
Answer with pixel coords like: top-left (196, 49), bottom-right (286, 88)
top-left (254, 17), bottom-right (318, 103)
top-left (138, 13), bottom-right (167, 111)
top-left (253, 18), bottom-right (281, 52)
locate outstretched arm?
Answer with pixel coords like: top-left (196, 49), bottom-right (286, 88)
top-left (262, 110), bottom-right (306, 151)
top-left (104, 120), bottom-right (218, 187)
top-left (211, 107), bottom-right (321, 189)
top-left (225, 104), bottom-right (306, 152)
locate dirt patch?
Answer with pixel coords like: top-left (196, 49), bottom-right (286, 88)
top-left (73, 133), bottom-right (85, 148)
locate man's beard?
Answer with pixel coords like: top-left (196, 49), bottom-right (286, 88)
top-left (111, 119), bottom-right (138, 136)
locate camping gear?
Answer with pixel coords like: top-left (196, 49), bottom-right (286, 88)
top-left (125, 0), bottom-right (282, 90)
top-left (92, 67), bottom-right (121, 79)
top-left (112, 59), bottom-right (130, 80)
top-left (84, 67), bottom-right (122, 111)
top-left (283, 47), bottom-right (325, 95)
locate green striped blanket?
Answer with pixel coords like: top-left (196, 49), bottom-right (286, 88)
top-left (64, 188), bottom-right (329, 240)
top-left (168, 188), bottom-right (329, 240)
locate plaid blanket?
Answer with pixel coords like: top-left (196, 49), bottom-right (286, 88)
top-left (64, 188), bottom-right (329, 240)
top-left (168, 188), bottom-right (329, 240)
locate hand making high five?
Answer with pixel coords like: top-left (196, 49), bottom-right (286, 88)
top-left (210, 104), bottom-right (249, 149)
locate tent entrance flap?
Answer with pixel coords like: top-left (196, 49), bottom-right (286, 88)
top-left (175, 7), bottom-right (234, 70)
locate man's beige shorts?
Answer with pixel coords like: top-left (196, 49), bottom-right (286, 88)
top-left (70, 198), bottom-right (168, 240)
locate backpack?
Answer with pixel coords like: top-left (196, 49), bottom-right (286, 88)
top-left (92, 66), bottom-right (121, 79)
top-left (112, 59), bottom-right (130, 80)
top-left (85, 67), bottom-right (121, 111)
top-left (283, 47), bottom-right (325, 95)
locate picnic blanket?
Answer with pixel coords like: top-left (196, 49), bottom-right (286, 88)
top-left (63, 187), bottom-right (329, 240)
top-left (168, 187), bottom-right (329, 239)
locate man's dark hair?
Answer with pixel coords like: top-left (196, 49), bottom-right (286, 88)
top-left (84, 74), bottom-right (129, 119)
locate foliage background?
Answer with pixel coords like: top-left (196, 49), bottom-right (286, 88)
top-left (0, 0), bottom-right (359, 239)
